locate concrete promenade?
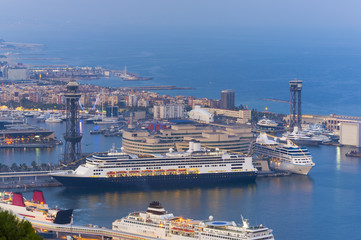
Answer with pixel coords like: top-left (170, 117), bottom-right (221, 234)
top-left (0, 171), bottom-right (62, 189)
top-left (26, 216), bottom-right (159, 240)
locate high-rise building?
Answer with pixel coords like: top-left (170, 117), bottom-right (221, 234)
top-left (221, 89), bottom-right (235, 110)
top-left (127, 94), bottom-right (138, 107)
top-left (153, 104), bottom-right (185, 120)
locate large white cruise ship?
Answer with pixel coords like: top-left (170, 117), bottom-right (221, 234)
top-left (112, 201), bottom-right (274, 240)
top-left (51, 142), bottom-right (257, 188)
top-left (253, 133), bottom-right (315, 175)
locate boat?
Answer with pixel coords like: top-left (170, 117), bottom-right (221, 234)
top-left (50, 141), bottom-right (257, 188)
top-left (257, 116), bottom-right (278, 128)
top-left (345, 150), bottom-right (361, 157)
top-left (85, 115), bottom-right (103, 124)
top-left (45, 115), bottom-right (62, 123)
top-left (0, 190), bottom-right (73, 224)
top-left (253, 132), bottom-right (315, 175)
top-left (94, 117), bottom-right (120, 125)
top-left (280, 126), bottom-right (323, 146)
top-left (112, 201), bottom-right (274, 240)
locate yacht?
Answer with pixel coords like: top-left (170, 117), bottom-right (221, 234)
top-left (45, 115), bottom-right (63, 123)
top-left (280, 126), bottom-right (323, 146)
top-left (94, 117), bottom-right (120, 125)
top-left (253, 132), bottom-right (315, 175)
top-left (257, 117), bottom-right (278, 128)
top-left (112, 201), bottom-right (274, 240)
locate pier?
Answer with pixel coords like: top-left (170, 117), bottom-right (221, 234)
top-left (0, 171), bottom-right (62, 189)
top-left (23, 215), bottom-right (159, 240)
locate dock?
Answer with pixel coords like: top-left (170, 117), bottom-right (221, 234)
top-left (0, 171), bottom-right (62, 189)
top-left (120, 85), bottom-right (194, 91)
top-left (17, 213), bottom-right (159, 240)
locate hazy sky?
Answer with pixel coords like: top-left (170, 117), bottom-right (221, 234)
top-left (1, 0), bottom-right (361, 33)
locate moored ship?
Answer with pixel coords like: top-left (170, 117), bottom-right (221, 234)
top-left (253, 132), bottom-right (315, 175)
top-left (0, 190), bottom-right (73, 224)
top-left (51, 142), bottom-right (257, 188)
top-left (112, 201), bottom-right (274, 240)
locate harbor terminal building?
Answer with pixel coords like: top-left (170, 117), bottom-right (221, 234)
top-left (122, 124), bottom-right (253, 155)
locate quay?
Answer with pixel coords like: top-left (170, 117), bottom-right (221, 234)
top-left (120, 85), bottom-right (194, 91)
top-left (21, 215), bottom-right (159, 240)
top-left (0, 168), bottom-right (291, 189)
top-left (0, 171), bottom-right (62, 189)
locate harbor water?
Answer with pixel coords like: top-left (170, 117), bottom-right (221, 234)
top-left (2, 119), bottom-right (361, 240)
top-left (2, 29), bottom-right (361, 239)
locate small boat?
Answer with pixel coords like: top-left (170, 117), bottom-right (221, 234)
top-left (45, 115), bottom-right (62, 123)
top-left (345, 150), bottom-right (361, 157)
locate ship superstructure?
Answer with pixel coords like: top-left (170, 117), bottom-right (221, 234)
top-left (112, 201), bottom-right (274, 240)
top-left (51, 142), bottom-right (257, 188)
top-left (0, 190), bottom-right (73, 224)
top-left (253, 132), bottom-right (314, 175)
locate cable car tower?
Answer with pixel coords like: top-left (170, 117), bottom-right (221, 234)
top-left (63, 79), bottom-right (82, 164)
top-left (289, 78), bottom-right (303, 131)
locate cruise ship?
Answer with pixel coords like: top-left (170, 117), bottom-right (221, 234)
top-left (51, 142), bottom-right (257, 188)
top-left (112, 201), bottom-right (274, 240)
top-left (0, 190), bottom-right (73, 224)
top-left (253, 133), bottom-right (315, 175)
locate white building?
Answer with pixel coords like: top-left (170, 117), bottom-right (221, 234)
top-left (137, 98), bottom-right (149, 107)
top-left (154, 104), bottom-right (185, 120)
top-left (7, 68), bottom-right (28, 80)
top-left (340, 122), bottom-right (361, 147)
top-left (188, 105), bottom-right (214, 123)
top-left (127, 94), bottom-right (138, 107)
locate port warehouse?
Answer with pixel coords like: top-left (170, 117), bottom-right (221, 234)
top-left (0, 127), bottom-right (55, 146)
top-left (122, 124), bottom-right (253, 155)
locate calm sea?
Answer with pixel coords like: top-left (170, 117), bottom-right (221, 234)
top-left (5, 27), bottom-right (361, 115)
top-left (13, 143), bottom-right (361, 240)
top-left (2, 28), bottom-right (361, 240)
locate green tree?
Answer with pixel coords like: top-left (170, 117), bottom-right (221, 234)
top-left (0, 210), bottom-right (43, 240)
top-left (10, 163), bottom-right (19, 172)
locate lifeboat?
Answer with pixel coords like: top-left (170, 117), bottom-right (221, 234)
top-left (178, 169), bottom-right (187, 174)
top-left (154, 169), bottom-right (165, 175)
top-left (166, 169), bottom-right (177, 175)
top-left (106, 171), bottom-right (116, 177)
top-left (128, 171), bottom-right (140, 175)
top-left (116, 171), bottom-right (128, 177)
top-left (171, 227), bottom-right (182, 231)
top-left (141, 170), bottom-right (153, 176)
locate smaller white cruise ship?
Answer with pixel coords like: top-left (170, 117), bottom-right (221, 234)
top-left (253, 132), bottom-right (315, 175)
top-left (112, 201), bottom-right (274, 240)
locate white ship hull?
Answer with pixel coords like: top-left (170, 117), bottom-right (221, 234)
top-left (0, 202), bottom-right (53, 222)
top-left (269, 158), bottom-right (313, 175)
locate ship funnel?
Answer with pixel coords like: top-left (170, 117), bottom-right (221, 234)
top-left (12, 193), bottom-right (25, 207)
top-left (193, 142), bottom-right (201, 152)
top-left (33, 190), bottom-right (46, 204)
top-left (188, 141), bottom-right (194, 152)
